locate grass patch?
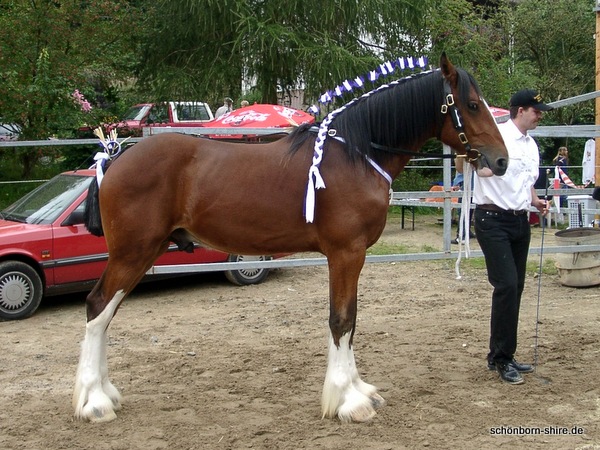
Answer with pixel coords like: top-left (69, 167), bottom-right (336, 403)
top-left (527, 257), bottom-right (558, 276)
top-left (456, 255), bottom-right (557, 276)
top-left (367, 241), bottom-right (412, 255)
top-left (457, 256), bottom-right (487, 270)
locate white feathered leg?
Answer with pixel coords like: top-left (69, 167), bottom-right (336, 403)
top-left (321, 332), bottom-right (384, 422)
top-left (73, 290), bottom-right (124, 422)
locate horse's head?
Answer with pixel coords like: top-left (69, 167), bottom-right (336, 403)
top-left (438, 54), bottom-right (508, 177)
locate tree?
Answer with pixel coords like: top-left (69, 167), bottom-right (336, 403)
top-left (510, 0), bottom-right (595, 125)
top-left (0, 0), bottom-right (142, 176)
top-left (137, 0), bottom-right (438, 107)
top-left (425, 0), bottom-right (594, 113)
top-left (508, 0), bottom-right (595, 173)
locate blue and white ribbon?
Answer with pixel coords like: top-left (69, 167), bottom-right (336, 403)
top-left (304, 59), bottom-right (431, 223)
top-left (305, 113), bottom-right (335, 223)
top-left (93, 151), bottom-right (110, 186)
top-left (308, 55), bottom-right (428, 117)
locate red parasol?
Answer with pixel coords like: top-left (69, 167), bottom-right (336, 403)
top-left (488, 106), bottom-right (509, 123)
top-left (202, 104), bottom-right (315, 138)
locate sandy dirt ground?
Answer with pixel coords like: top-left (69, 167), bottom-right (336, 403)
top-left (1, 213), bottom-right (600, 450)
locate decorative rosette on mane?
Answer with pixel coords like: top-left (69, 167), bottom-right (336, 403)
top-left (90, 127), bottom-right (130, 186)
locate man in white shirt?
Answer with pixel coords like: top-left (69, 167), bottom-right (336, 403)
top-left (473, 89), bottom-right (551, 385)
top-left (215, 97), bottom-right (233, 118)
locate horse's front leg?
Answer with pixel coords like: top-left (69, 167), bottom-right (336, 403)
top-left (321, 250), bottom-right (385, 423)
top-left (73, 287), bottom-right (125, 422)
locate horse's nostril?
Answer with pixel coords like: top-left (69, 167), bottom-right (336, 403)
top-left (495, 157), bottom-right (508, 175)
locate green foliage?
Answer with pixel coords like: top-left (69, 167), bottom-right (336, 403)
top-left (508, 0), bottom-right (595, 169)
top-left (0, 151), bottom-right (63, 208)
top-left (392, 168), bottom-right (441, 193)
top-left (138, 0), bottom-right (437, 105)
top-left (0, 0), bottom-right (142, 177)
top-left (425, 0), bottom-right (595, 173)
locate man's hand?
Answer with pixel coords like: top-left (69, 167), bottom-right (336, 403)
top-left (533, 198), bottom-right (549, 216)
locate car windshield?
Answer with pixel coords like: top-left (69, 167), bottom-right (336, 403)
top-left (121, 105), bottom-right (151, 121)
top-left (0, 174), bottom-right (90, 225)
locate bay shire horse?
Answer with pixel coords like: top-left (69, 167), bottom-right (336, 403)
top-left (75, 54), bottom-right (507, 423)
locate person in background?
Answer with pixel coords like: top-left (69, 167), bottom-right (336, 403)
top-left (552, 146), bottom-right (569, 173)
top-left (215, 97), bottom-right (233, 118)
top-left (552, 146), bottom-right (569, 208)
top-left (240, 100), bottom-right (249, 108)
top-left (473, 89), bottom-right (551, 385)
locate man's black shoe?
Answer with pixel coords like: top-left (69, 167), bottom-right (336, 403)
top-left (487, 359), bottom-right (533, 373)
top-left (495, 363), bottom-right (524, 385)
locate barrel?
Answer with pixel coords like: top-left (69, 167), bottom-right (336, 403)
top-left (554, 228), bottom-right (600, 287)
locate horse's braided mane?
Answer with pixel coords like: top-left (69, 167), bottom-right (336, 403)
top-left (287, 66), bottom-right (482, 167)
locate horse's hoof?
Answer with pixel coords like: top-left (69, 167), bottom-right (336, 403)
top-left (337, 403), bottom-right (377, 423)
top-left (349, 406), bottom-right (377, 423)
top-left (89, 407), bottom-right (118, 423)
top-left (370, 393), bottom-right (385, 410)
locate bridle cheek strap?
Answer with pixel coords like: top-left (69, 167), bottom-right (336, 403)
top-left (441, 80), bottom-right (481, 163)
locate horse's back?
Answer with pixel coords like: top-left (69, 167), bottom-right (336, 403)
top-left (99, 133), bottom-right (318, 253)
top-left (106, 133), bottom-right (304, 183)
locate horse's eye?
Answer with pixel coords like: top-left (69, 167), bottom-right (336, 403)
top-left (468, 102), bottom-right (478, 111)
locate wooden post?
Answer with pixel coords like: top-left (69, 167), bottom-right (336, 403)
top-left (595, 2), bottom-right (600, 187)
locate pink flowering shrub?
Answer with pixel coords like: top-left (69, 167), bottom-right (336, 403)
top-left (72, 89), bottom-right (92, 112)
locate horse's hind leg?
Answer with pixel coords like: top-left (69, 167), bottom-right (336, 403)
top-left (73, 243), bottom-right (167, 422)
top-left (321, 249), bottom-right (385, 423)
top-left (73, 284), bottom-right (125, 422)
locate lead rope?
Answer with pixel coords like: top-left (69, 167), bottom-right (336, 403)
top-left (454, 158), bottom-right (473, 279)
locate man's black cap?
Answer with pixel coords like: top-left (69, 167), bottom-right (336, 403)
top-left (509, 89), bottom-right (553, 111)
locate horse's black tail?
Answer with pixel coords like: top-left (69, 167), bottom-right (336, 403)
top-left (83, 177), bottom-right (104, 237)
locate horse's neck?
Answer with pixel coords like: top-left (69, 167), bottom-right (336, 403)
top-left (382, 155), bottom-right (415, 181)
top-left (377, 134), bottom-right (434, 181)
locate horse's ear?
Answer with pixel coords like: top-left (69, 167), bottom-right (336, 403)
top-left (440, 53), bottom-right (457, 86)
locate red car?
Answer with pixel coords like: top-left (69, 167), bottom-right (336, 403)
top-left (0, 170), bottom-right (272, 320)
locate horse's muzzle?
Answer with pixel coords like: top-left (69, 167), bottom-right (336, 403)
top-left (476, 153), bottom-right (507, 177)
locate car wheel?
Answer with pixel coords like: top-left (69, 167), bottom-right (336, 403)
top-left (224, 254), bottom-right (271, 286)
top-left (0, 261), bottom-right (44, 320)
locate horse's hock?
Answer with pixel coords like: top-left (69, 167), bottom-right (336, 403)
top-left (555, 228), bottom-right (600, 287)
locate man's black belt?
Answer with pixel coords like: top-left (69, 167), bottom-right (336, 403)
top-left (476, 204), bottom-right (528, 216)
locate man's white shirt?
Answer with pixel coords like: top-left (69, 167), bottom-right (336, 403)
top-left (473, 119), bottom-right (539, 211)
